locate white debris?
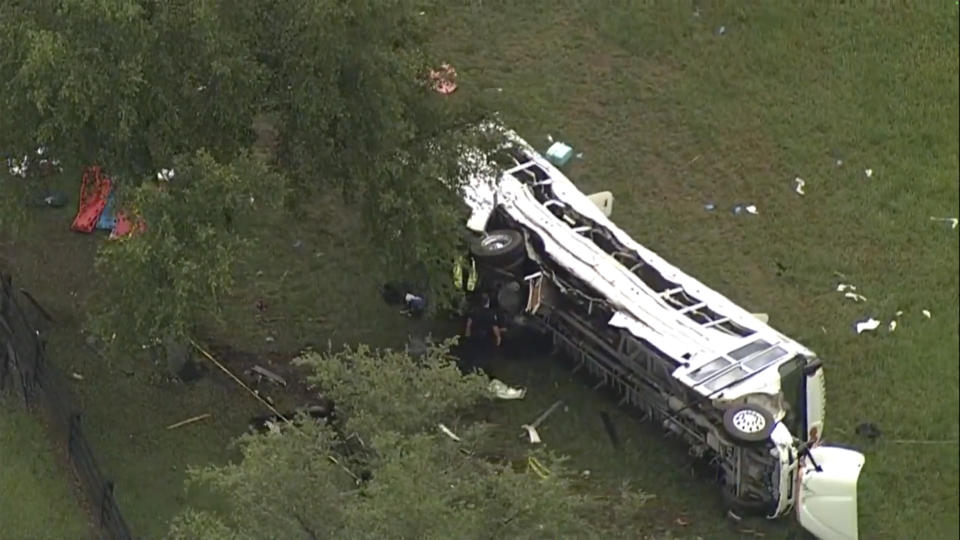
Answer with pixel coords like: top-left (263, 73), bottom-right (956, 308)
top-left (488, 379), bottom-right (526, 400)
top-left (855, 318), bottom-right (881, 334)
top-left (843, 292), bottom-right (867, 303)
top-left (745, 204), bottom-right (758, 215)
top-left (521, 424), bottom-right (542, 444)
top-left (794, 177), bottom-right (806, 195)
top-left (922, 309), bottom-right (931, 319)
top-left (836, 159), bottom-right (844, 167)
top-left (864, 168), bottom-right (873, 178)
top-left (896, 310), bottom-right (904, 317)
top-left (930, 217), bottom-right (959, 230)
top-left (438, 423), bottom-right (461, 442)
top-left (836, 283), bottom-right (857, 292)
top-left (888, 320), bottom-right (897, 332)
top-left (546, 134), bottom-right (554, 143)
top-left (156, 168), bottom-right (175, 182)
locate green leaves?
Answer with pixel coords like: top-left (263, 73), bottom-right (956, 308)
top-left (89, 150), bottom-right (285, 355)
top-left (170, 343), bottom-right (653, 540)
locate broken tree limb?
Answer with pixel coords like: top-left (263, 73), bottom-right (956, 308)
top-left (518, 399), bottom-right (563, 440)
top-left (251, 365), bottom-right (287, 387)
top-left (189, 338), bottom-right (361, 485)
top-left (166, 413), bottom-right (211, 430)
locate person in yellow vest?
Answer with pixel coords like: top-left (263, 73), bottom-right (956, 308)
top-left (452, 254), bottom-right (478, 293)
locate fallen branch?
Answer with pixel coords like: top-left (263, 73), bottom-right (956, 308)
top-left (518, 399), bottom-right (563, 440)
top-left (189, 338), bottom-right (361, 484)
top-left (166, 413), bottom-right (211, 430)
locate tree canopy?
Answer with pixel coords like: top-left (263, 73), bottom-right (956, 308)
top-left (1, 0), bottom-right (497, 349)
top-left (168, 343), bottom-right (657, 540)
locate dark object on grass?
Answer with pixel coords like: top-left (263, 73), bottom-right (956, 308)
top-left (855, 422), bottom-right (881, 440)
top-left (177, 359), bottom-right (207, 382)
top-left (380, 282), bottom-right (404, 306)
top-left (599, 411), bottom-right (620, 448)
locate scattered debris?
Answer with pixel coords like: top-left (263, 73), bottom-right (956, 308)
top-left (888, 320), bottom-right (897, 332)
top-left (854, 317), bottom-right (880, 334)
top-left (675, 517), bottom-right (690, 527)
top-left (727, 510), bottom-right (743, 522)
top-left (843, 291), bottom-right (867, 303)
top-left (292, 239), bottom-right (304, 249)
top-left (265, 335), bottom-right (275, 343)
top-left (519, 399), bottom-right (563, 442)
top-left (922, 309), bottom-right (932, 319)
top-left (836, 283), bottom-right (857, 292)
top-left (489, 379), bottom-right (526, 400)
top-left (929, 216), bottom-right (959, 229)
top-left (715, 25), bottom-right (726, 36)
top-left (70, 372), bottom-right (84, 381)
top-left (438, 423), bottom-right (461, 442)
top-left (166, 413), bottom-right (212, 430)
top-left (864, 168), bottom-right (873, 178)
top-left (545, 141), bottom-right (575, 168)
top-left (855, 422), bottom-right (881, 440)
top-left (156, 168), bottom-right (175, 182)
top-left (527, 456), bottom-right (551, 478)
top-left (581, 469), bottom-right (590, 477)
top-left (703, 203), bottom-right (716, 212)
top-left (43, 191), bottom-right (68, 208)
top-left (794, 177), bottom-right (806, 195)
top-left (249, 365), bottom-right (287, 387)
top-left (521, 424), bottom-right (542, 444)
top-left (428, 63), bottom-right (457, 95)
top-left (731, 204), bottom-right (758, 216)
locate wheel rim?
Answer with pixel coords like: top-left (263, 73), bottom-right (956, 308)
top-left (731, 409), bottom-right (766, 434)
top-left (482, 233), bottom-right (511, 251)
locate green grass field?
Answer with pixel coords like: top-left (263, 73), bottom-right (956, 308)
top-left (1, 1), bottom-right (957, 539)
top-left (0, 402), bottom-right (91, 539)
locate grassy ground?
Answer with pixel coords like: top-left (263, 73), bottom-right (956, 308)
top-left (1, 1), bottom-right (957, 539)
top-left (0, 401), bottom-right (91, 539)
top-left (430, 1), bottom-right (960, 538)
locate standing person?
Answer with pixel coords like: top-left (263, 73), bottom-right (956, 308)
top-left (462, 293), bottom-right (502, 375)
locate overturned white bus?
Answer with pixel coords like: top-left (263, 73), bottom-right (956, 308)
top-left (457, 127), bottom-right (865, 540)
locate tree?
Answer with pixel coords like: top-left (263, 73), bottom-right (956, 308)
top-left (1, 0), bottom-right (497, 350)
top-left (168, 343), bottom-right (657, 540)
top-left (87, 150), bottom-right (285, 362)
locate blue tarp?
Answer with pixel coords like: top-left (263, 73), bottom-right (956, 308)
top-left (96, 191), bottom-right (118, 231)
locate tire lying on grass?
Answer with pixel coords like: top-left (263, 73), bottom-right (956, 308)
top-left (469, 229), bottom-right (525, 267)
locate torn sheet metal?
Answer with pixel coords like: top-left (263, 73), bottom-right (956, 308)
top-left (843, 292), bottom-right (867, 303)
top-left (930, 217), bottom-right (959, 230)
top-left (438, 423), bottom-right (461, 442)
top-left (855, 318), bottom-right (880, 334)
top-left (488, 379), bottom-right (526, 400)
top-left (521, 424), bottom-right (542, 444)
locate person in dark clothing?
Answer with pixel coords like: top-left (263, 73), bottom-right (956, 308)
top-left (461, 293), bottom-right (503, 375)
